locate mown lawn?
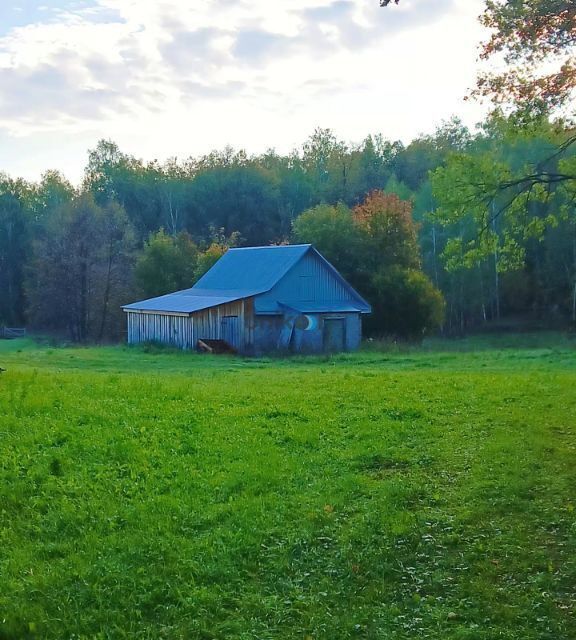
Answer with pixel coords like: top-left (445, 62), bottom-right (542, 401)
top-left (0, 336), bottom-right (575, 639)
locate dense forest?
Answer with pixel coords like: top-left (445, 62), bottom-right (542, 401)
top-left (1, 113), bottom-right (575, 342)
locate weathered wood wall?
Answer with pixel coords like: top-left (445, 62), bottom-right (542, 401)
top-left (253, 312), bottom-right (362, 354)
top-left (126, 301), bottom-right (362, 355)
top-left (189, 299), bottom-right (253, 351)
top-left (126, 298), bottom-right (254, 352)
top-left (126, 311), bottom-right (194, 349)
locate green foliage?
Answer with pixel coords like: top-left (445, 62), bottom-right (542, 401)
top-left (193, 228), bottom-right (242, 281)
top-left (134, 228), bottom-right (244, 297)
top-left (135, 229), bottom-right (199, 298)
top-left (0, 339), bottom-right (575, 638)
top-left (367, 266), bottom-right (446, 339)
top-left (383, 174), bottom-right (413, 201)
top-left (187, 162), bottom-right (283, 245)
top-left (0, 174), bottom-right (35, 325)
top-left (293, 192), bottom-right (444, 338)
top-left (397, 115), bottom-right (576, 332)
top-left (431, 152), bottom-right (517, 269)
top-left (26, 194), bottom-right (135, 342)
top-left (0, 171), bottom-right (76, 327)
top-left (393, 118), bottom-right (471, 191)
top-left (292, 202), bottom-right (362, 275)
top-left (194, 242), bottom-right (228, 281)
top-left (34, 170), bottom-right (76, 218)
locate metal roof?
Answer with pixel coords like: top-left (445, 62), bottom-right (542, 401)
top-left (122, 288), bottom-right (259, 314)
top-left (194, 244), bottom-right (311, 291)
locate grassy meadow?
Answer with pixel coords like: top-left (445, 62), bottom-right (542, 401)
top-left (0, 335), bottom-right (575, 639)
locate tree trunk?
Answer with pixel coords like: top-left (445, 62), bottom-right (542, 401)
top-left (572, 220), bottom-right (576, 325)
top-left (431, 223), bottom-right (439, 288)
top-left (79, 242), bottom-right (88, 343)
top-left (478, 263), bottom-right (487, 324)
top-left (491, 203), bottom-right (501, 320)
top-left (98, 240), bottom-right (114, 343)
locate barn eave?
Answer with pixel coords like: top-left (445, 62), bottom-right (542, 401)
top-left (122, 289), bottom-right (258, 315)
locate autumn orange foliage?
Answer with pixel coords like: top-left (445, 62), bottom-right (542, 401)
top-left (352, 190), bottom-right (420, 270)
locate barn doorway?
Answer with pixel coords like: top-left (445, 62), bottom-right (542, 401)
top-left (221, 316), bottom-right (240, 350)
top-left (323, 318), bottom-right (346, 352)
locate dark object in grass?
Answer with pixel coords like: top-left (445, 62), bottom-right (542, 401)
top-left (356, 454), bottom-right (412, 473)
top-left (197, 339), bottom-right (237, 354)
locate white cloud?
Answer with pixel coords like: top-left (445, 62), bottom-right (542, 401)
top-left (0, 0), bottom-right (489, 182)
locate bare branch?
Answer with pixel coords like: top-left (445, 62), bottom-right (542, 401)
top-left (537, 133), bottom-right (576, 169)
top-left (499, 172), bottom-right (576, 190)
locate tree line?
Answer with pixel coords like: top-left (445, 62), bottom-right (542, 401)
top-left (0, 115), bottom-right (574, 342)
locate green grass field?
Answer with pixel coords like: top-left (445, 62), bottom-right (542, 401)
top-left (1, 336), bottom-right (575, 639)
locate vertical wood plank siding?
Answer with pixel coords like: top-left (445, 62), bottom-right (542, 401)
top-left (126, 298), bottom-right (253, 352)
top-left (255, 252), bottom-right (358, 313)
top-left (191, 300), bottom-right (248, 351)
top-left (126, 312), bottom-right (194, 349)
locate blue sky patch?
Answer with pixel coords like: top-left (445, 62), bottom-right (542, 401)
top-left (0, 1), bottom-right (123, 36)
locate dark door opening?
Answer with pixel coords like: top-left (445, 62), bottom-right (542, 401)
top-left (323, 318), bottom-right (346, 352)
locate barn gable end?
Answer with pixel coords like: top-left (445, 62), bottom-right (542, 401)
top-left (255, 248), bottom-right (368, 315)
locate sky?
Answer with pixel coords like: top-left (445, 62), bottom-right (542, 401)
top-left (0, 0), bottom-right (489, 184)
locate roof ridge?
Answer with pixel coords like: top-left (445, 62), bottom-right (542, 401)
top-left (228, 244), bottom-right (311, 251)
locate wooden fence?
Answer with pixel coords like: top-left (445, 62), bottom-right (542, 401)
top-left (1, 328), bottom-right (26, 339)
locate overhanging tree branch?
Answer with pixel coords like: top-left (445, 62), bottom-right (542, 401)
top-left (499, 172), bottom-right (576, 189)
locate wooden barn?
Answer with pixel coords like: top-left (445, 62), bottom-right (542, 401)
top-left (123, 244), bottom-right (371, 355)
